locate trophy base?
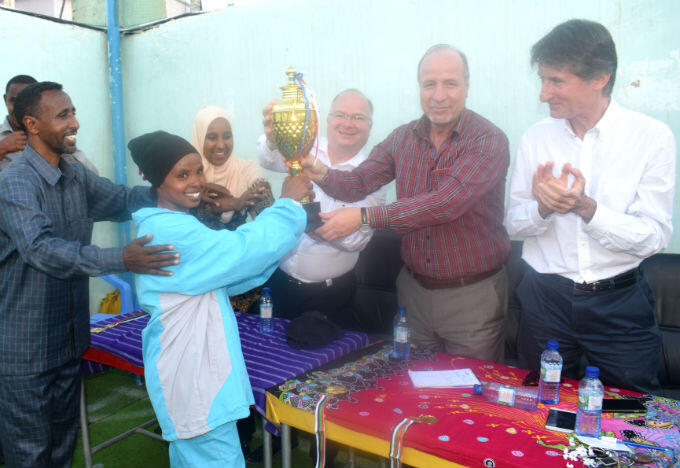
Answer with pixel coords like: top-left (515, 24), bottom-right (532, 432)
top-left (303, 201), bottom-right (322, 233)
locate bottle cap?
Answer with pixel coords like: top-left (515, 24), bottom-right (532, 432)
top-left (262, 287), bottom-right (271, 294)
top-left (585, 366), bottom-right (599, 378)
top-left (472, 384), bottom-right (483, 395)
top-left (397, 306), bottom-right (406, 314)
top-left (547, 340), bottom-right (559, 350)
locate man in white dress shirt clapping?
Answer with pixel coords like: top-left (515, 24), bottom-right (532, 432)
top-left (505, 19), bottom-right (675, 394)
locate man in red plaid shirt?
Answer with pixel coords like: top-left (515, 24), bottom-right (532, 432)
top-left (303, 44), bottom-right (511, 362)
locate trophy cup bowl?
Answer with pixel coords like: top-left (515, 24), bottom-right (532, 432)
top-left (271, 67), bottom-right (322, 232)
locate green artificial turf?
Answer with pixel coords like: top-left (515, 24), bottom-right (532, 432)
top-left (12, 369), bottom-right (382, 468)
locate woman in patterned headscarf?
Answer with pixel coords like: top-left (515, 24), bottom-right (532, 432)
top-left (192, 105), bottom-right (273, 230)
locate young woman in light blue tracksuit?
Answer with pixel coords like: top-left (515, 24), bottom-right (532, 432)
top-left (127, 131), bottom-right (311, 467)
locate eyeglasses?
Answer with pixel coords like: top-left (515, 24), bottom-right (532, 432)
top-left (329, 111), bottom-right (372, 123)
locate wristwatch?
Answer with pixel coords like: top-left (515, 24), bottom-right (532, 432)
top-left (359, 207), bottom-right (371, 233)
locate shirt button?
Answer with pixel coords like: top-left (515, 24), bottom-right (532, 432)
top-left (426, 258), bottom-right (431, 263)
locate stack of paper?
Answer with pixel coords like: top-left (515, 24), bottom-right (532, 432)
top-left (408, 369), bottom-right (481, 388)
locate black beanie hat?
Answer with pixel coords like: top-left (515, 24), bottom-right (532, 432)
top-left (128, 131), bottom-right (198, 187)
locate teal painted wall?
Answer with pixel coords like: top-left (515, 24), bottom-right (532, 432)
top-left (1, 0), bottom-right (679, 312)
top-left (122, 0), bottom-right (680, 248)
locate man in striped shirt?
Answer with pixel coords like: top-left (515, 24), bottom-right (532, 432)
top-left (303, 44), bottom-right (511, 363)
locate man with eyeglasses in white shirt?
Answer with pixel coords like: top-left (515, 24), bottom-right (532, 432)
top-left (257, 89), bottom-right (386, 330)
top-left (505, 19), bottom-right (676, 394)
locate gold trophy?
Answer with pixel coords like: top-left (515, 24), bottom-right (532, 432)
top-left (271, 67), bottom-right (322, 232)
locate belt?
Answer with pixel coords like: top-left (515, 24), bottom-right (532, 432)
top-left (284, 269), bottom-right (353, 288)
top-left (573, 268), bottom-right (639, 293)
top-left (407, 266), bottom-right (502, 290)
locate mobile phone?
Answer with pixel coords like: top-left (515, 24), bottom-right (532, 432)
top-left (593, 456), bottom-right (618, 467)
top-left (591, 448), bottom-right (619, 467)
top-left (545, 408), bottom-right (576, 432)
top-left (601, 398), bottom-right (646, 413)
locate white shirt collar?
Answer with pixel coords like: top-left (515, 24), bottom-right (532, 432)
top-left (592, 98), bottom-right (621, 138)
top-left (317, 137), bottom-right (366, 169)
top-left (562, 98), bottom-right (621, 139)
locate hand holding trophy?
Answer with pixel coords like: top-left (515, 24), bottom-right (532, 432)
top-left (270, 67), bottom-right (322, 232)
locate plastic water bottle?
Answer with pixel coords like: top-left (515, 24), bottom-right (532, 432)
top-left (538, 340), bottom-right (563, 404)
top-left (473, 382), bottom-right (539, 411)
top-left (259, 287), bottom-right (273, 334)
top-left (392, 306), bottom-right (410, 359)
top-left (576, 366), bottom-right (604, 438)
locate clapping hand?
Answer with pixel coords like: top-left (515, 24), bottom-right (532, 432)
top-left (532, 162), bottom-right (595, 221)
top-left (239, 186), bottom-right (268, 208)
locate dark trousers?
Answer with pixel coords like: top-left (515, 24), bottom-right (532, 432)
top-left (516, 263), bottom-right (661, 394)
top-left (262, 267), bottom-right (360, 330)
top-left (236, 408), bottom-right (256, 449)
top-left (0, 358), bottom-right (81, 468)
